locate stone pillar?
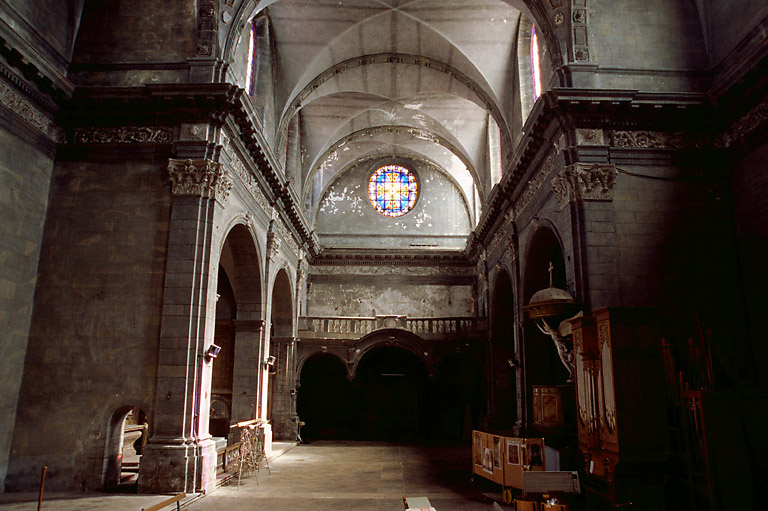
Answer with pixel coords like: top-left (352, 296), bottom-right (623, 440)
top-left (229, 320), bottom-right (265, 444)
top-left (139, 159), bottom-right (232, 494)
top-left (269, 337), bottom-right (299, 441)
top-left (551, 163), bottom-right (618, 309)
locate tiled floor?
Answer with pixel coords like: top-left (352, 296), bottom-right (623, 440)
top-left (0, 442), bottom-right (503, 511)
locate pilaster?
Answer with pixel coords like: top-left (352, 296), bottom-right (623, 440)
top-left (139, 158), bottom-right (231, 494)
top-left (269, 337), bottom-right (299, 442)
top-left (230, 319), bottom-right (265, 443)
top-left (552, 163), bottom-right (619, 310)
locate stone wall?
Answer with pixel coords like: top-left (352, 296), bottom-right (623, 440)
top-left (730, 140), bottom-right (768, 392)
top-left (5, 155), bottom-right (171, 491)
top-left (704, 0), bottom-right (768, 67)
top-left (0, 127), bottom-right (54, 492)
top-left (307, 271), bottom-right (474, 318)
top-left (3, 0), bottom-right (81, 64)
top-left (588, 0), bottom-right (708, 91)
top-left (69, 0), bottom-right (197, 86)
top-left (314, 157), bottom-right (471, 249)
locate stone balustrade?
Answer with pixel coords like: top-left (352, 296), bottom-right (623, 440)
top-left (298, 315), bottom-right (487, 339)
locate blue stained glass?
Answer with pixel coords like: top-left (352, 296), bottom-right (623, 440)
top-left (368, 165), bottom-right (418, 217)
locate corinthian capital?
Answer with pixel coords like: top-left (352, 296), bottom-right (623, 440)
top-left (168, 158), bottom-right (233, 202)
top-left (551, 163), bottom-right (617, 210)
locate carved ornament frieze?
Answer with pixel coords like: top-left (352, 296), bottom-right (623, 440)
top-left (551, 163), bottom-right (617, 210)
top-left (714, 96), bottom-right (768, 149)
top-left (310, 264), bottom-right (472, 277)
top-left (225, 150), bottom-right (272, 216)
top-left (608, 130), bottom-right (705, 149)
top-left (487, 211), bottom-right (515, 260)
top-left (274, 217), bottom-right (300, 259)
top-left (0, 81), bottom-right (61, 142)
top-left (168, 158), bottom-right (232, 202)
top-left (266, 231), bottom-right (281, 263)
top-left (513, 147), bottom-right (561, 218)
top-left (72, 126), bottom-right (172, 144)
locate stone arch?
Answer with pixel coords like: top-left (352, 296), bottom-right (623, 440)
top-left (353, 343), bottom-right (432, 440)
top-left (350, 329), bottom-right (432, 380)
top-left (219, 2), bottom-right (564, 70)
top-left (521, 223), bottom-right (572, 389)
top-left (488, 268), bottom-right (519, 430)
top-left (218, 220), bottom-right (265, 320)
top-left (270, 267), bottom-right (294, 338)
top-left (296, 349), bottom-right (348, 380)
top-left (522, 223), bottom-right (568, 302)
top-left (102, 404), bottom-right (149, 490)
top-left (215, 220), bottom-right (265, 438)
top-left (296, 352), bottom-right (354, 440)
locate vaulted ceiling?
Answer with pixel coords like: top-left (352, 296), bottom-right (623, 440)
top-left (246, 0), bottom-right (532, 235)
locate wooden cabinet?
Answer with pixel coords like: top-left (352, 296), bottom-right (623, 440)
top-left (532, 386), bottom-right (565, 428)
top-left (570, 308), bottom-right (669, 509)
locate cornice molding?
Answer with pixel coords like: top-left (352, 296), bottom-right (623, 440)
top-left (0, 77), bottom-right (61, 142)
top-left (314, 248), bottom-right (471, 267)
top-left (467, 89), bottom-right (709, 260)
top-left (61, 83), bottom-right (318, 258)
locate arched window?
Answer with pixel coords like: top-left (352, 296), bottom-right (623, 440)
top-left (368, 165), bottom-right (418, 217)
top-left (530, 24), bottom-right (542, 102)
top-left (245, 20), bottom-right (258, 96)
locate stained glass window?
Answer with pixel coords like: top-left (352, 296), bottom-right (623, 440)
top-left (368, 165), bottom-right (418, 217)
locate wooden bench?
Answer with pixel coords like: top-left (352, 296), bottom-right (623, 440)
top-left (141, 492), bottom-right (186, 511)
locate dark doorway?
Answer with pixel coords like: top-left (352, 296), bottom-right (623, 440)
top-left (297, 354), bottom-right (354, 440)
top-left (433, 353), bottom-right (483, 441)
top-left (489, 269), bottom-right (518, 432)
top-left (354, 346), bottom-right (430, 441)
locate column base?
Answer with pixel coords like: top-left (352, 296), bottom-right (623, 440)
top-left (138, 438), bottom-right (217, 494)
top-left (262, 423), bottom-right (273, 459)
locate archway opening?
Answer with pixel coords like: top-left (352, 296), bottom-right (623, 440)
top-left (433, 353), bottom-right (484, 441)
top-left (102, 406), bottom-right (148, 492)
top-left (354, 346), bottom-right (430, 441)
top-left (488, 269), bottom-right (518, 433)
top-left (211, 266), bottom-right (236, 439)
top-left (523, 227), bottom-right (569, 386)
top-left (297, 354), bottom-right (353, 440)
top-left (267, 268), bottom-right (295, 439)
top-left (212, 224), bottom-right (263, 445)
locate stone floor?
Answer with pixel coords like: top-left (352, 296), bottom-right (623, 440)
top-left (0, 441), bottom-right (505, 511)
top-left (190, 441), bottom-right (500, 511)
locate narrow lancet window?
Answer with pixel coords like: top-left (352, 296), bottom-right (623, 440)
top-left (531, 24), bottom-right (542, 102)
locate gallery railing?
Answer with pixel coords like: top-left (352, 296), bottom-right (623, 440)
top-left (298, 315), bottom-right (487, 339)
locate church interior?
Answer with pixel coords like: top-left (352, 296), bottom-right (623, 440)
top-left (1, 1), bottom-right (767, 510)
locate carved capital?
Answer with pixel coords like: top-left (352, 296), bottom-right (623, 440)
top-left (267, 231), bottom-right (281, 263)
top-left (168, 158), bottom-right (232, 202)
top-left (551, 163), bottom-right (617, 210)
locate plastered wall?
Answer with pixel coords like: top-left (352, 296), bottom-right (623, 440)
top-left (314, 158), bottom-right (471, 249)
